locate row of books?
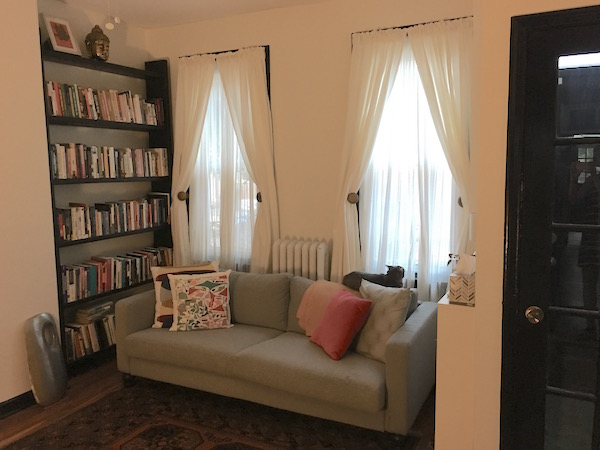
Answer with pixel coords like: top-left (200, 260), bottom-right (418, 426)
top-left (50, 143), bottom-right (169, 180)
top-left (56, 193), bottom-right (170, 242)
top-left (46, 81), bottom-right (165, 126)
top-left (61, 246), bottom-right (173, 303)
top-left (65, 313), bottom-right (116, 362)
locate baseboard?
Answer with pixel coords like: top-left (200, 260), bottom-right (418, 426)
top-left (0, 390), bottom-right (35, 419)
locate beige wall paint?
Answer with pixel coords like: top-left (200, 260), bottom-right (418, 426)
top-left (146, 0), bottom-right (473, 242)
top-left (0, 0), bottom-right (57, 402)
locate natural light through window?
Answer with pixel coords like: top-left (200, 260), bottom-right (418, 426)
top-left (359, 39), bottom-right (454, 296)
top-left (189, 68), bottom-right (257, 271)
top-left (559, 52), bottom-right (600, 69)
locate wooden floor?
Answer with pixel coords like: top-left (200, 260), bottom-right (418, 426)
top-left (0, 358), bottom-right (435, 449)
top-left (0, 360), bottom-right (123, 448)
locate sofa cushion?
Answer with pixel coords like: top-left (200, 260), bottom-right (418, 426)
top-left (125, 324), bottom-right (282, 374)
top-left (310, 290), bottom-right (372, 360)
top-left (150, 262), bottom-right (219, 329)
top-left (168, 270), bottom-right (232, 331)
top-left (356, 279), bottom-right (411, 362)
top-left (233, 332), bottom-right (386, 412)
top-left (296, 280), bottom-right (360, 336)
top-left (229, 272), bottom-right (292, 331)
top-left (287, 276), bottom-right (313, 333)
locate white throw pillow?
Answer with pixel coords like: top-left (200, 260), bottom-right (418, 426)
top-left (356, 279), bottom-right (411, 362)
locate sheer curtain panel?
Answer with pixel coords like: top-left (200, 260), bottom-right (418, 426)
top-left (218, 47), bottom-right (279, 273)
top-left (330, 29), bottom-right (405, 282)
top-left (188, 69), bottom-right (258, 271)
top-left (359, 40), bottom-right (455, 301)
top-left (408, 17), bottom-right (473, 254)
top-left (171, 55), bottom-right (215, 266)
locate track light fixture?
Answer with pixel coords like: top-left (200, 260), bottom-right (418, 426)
top-left (104, 0), bottom-right (120, 30)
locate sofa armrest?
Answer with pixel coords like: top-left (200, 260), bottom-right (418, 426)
top-left (115, 289), bottom-right (155, 373)
top-left (384, 301), bottom-right (437, 434)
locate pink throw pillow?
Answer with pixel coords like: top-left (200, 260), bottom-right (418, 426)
top-left (297, 280), bottom-right (360, 336)
top-left (310, 290), bottom-right (372, 360)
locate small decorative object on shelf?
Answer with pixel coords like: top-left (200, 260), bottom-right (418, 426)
top-left (43, 15), bottom-right (81, 56)
top-left (448, 253), bottom-right (476, 307)
top-left (85, 25), bottom-right (110, 61)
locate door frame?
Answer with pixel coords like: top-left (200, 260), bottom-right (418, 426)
top-left (502, 5), bottom-right (600, 449)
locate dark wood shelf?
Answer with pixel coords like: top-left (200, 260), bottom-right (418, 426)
top-left (47, 115), bottom-right (163, 131)
top-left (52, 176), bottom-right (169, 185)
top-left (66, 346), bottom-right (116, 373)
top-left (42, 53), bottom-right (173, 371)
top-left (42, 47), bottom-right (161, 79)
top-left (62, 279), bottom-right (153, 309)
top-left (57, 224), bottom-right (169, 248)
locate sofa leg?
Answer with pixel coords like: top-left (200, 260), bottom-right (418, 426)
top-left (122, 373), bottom-right (137, 387)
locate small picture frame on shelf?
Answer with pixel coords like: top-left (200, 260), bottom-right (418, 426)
top-left (44, 15), bottom-right (81, 56)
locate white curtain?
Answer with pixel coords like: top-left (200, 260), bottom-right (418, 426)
top-left (189, 68), bottom-right (257, 271)
top-left (408, 17), bottom-right (473, 254)
top-left (218, 47), bottom-right (280, 273)
top-left (359, 40), bottom-right (455, 301)
top-left (171, 54), bottom-right (215, 266)
top-left (176, 47), bottom-right (277, 272)
top-left (330, 28), bottom-right (405, 282)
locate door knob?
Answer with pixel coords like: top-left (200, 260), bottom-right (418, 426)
top-left (525, 306), bottom-right (544, 324)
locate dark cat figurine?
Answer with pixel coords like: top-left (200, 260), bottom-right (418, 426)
top-left (342, 265), bottom-right (405, 291)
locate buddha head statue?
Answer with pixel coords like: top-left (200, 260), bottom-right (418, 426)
top-left (85, 25), bottom-right (110, 61)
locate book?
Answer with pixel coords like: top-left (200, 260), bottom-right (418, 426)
top-left (76, 301), bottom-right (112, 324)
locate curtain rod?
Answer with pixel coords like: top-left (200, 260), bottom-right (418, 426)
top-left (179, 44), bottom-right (269, 59)
top-left (351, 15), bottom-right (472, 38)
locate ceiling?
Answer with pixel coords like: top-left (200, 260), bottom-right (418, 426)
top-left (63, 0), bottom-right (331, 29)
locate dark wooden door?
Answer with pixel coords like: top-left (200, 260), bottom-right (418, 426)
top-left (503, 6), bottom-right (600, 449)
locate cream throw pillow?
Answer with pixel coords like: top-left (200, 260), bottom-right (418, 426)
top-left (356, 279), bottom-right (411, 362)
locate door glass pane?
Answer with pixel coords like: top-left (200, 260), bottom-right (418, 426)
top-left (550, 53), bottom-right (600, 449)
top-left (545, 395), bottom-right (593, 449)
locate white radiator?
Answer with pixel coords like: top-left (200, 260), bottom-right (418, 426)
top-left (272, 238), bottom-right (330, 281)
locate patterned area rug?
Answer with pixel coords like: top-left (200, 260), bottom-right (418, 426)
top-left (7, 378), bottom-right (419, 449)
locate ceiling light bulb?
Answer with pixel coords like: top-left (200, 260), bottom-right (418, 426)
top-left (113, 16), bottom-right (120, 24)
top-left (105, 18), bottom-right (114, 30)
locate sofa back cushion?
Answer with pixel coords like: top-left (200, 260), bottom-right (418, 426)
top-left (287, 276), bottom-right (314, 333)
top-left (229, 271), bottom-right (292, 331)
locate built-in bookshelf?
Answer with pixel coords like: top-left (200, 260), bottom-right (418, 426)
top-left (41, 47), bottom-right (174, 370)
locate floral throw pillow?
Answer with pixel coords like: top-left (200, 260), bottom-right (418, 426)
top-left (167, 270), bottom-right (232, 331)
top-left (150, 262), bottom-right (219, 329)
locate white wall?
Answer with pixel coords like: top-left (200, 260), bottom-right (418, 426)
top-left (146, 0), bottom-right (473, 242)
top-left (0, 0), bottom-right (57, 403)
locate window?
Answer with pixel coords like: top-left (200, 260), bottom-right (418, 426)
top-left (358, 38), bottom-right (456, 299)
top-left (189, 67), bottom-right (258, 271)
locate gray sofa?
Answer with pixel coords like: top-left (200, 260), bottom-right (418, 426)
top-left (116, 271), bottom-right (437, 435)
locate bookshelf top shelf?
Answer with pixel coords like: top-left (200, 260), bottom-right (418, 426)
top-left (41, 47), bottom-right (162, 80)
